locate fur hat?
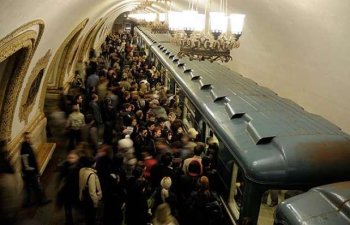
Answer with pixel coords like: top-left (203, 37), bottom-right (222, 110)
top-left (150, 99), bottom-right (159, 105)
top-left (206, 136), bottom-right (219, 145)
top-left (188, 160), bottom-right (202, 177)
top-left (118, 138), bottom-right (133, 150)
top-left (188, 128), bottom-right (198, 139)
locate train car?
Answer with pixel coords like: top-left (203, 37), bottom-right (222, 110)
top-left (135, 27), bottom-right (350, 225)
top-left (274, 181), bottom-right (350, 225)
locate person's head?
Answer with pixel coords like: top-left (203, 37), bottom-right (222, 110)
top-left (202, 156), bottom-right (212, 169)
top-left (153, 203), bottom-right (173, 224)
top-left (188, 160), bottom-right (202, 177)
top-left (198, 176), bottom-right (210, 194)
top-left (132, 166), bottom-right (144, 179)
top-left (97, 144), bottom-right (110, 157)
top-left (118, 137), bottom-right (134, 149)
top-left (167, 112), bottom-right (176, 122)
top-left (176, 126), bottom-right (183, 134)
top-left (153, 127), bottom-right (162, 138)
top-left (123, 91), bottom-right (130, 99)
top-left (194, 142), bottom-right (205, 156)
top-left (23, 132), bottom-right (31, 143)
top-left (188, 128), bottom-right (198, 140)
top-left (157, 117), bottom-right (166, 128)
top-left (79, 156), bottom-right (95, 168)
top-left (161, 152), bottom-right (173, 167)
top-left (67, 150), bottom-right (80, 164)
top-left (131, 117), bottom-right (138, 127)
top-left (147, 121), bottom-right (155, 131)
top-left (135, 110), bottom-right (143, 120)
top-left (160, 176), bottom-right (172, 190)
top-left (91, 93), bottom-right (99, 102)
top-left (124, 103), bottom-right (132, 112)
top-left (167, 131), bottom-right (173, 141)
top-left (149, 99), bottom-right (159, 108)
top-left (76, 95), bottom-right (83, 104)
top-left (160, 176), bottom-right (172, 202)
top-left (138, 126), bottom-right (148, 137)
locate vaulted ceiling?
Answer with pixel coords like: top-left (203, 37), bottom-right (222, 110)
top-left (1, 0), bottom-right (350, 133)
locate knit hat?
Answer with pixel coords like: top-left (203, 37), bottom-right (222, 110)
top-left (160, 176), bottom-right (172, 190)
top-left (160, 177), bottom-right (172, 202)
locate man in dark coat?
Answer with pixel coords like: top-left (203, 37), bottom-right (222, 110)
top-left (20, 132), bottom-right (50, 207)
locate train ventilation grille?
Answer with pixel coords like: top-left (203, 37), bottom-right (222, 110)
top-left (247, 119), bottom-right (276, 145)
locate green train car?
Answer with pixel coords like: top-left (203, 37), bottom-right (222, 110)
top-left (274, 182), bottom-right (350, 225)
top-left (135, 26), bottom-right (350, 225)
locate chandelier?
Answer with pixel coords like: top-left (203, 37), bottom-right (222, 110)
top-left (128, 1), bottom-right (170, 34)
top-left (168, 1), bottom-right (245, 62)
top-left (129, 0), bottom-right (245, 62)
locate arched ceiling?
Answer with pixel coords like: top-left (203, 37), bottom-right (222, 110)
top-left (1, 0), bottom-right (350, 133)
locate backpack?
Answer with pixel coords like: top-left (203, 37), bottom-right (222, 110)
top-left (204, 196), bottom-right (224, 223)
top-left (81, 173), bottom-right (94, 205)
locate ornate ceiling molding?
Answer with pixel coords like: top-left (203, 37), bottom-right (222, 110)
top-left (45, 18), bottom-right (89, 90)
top-left (76, 18), bottom-right (104, 64)
top-left (0, 19), bottom-right (44, 63)
top-left (0, 19), bottom-right (45, 140)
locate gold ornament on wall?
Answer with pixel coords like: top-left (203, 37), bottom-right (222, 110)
top-left (0, 19), bottom-right (45, 141)
top-left (19, 50), bottom-right (52, 123)
top-left (46, 18), bottom-right (89, 91)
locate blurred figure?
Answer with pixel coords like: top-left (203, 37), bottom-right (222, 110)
top-left (79, 157), bottom-right (102, 225)
top-left (125, 173), bottom-right (150, 225)
top-left (0, 140), bottom-right (20, 225)
top-left (56, 150), bottom-right (81, 225)
top-left (152, 203), bottom-right (179, 225)
top-left (66, 105), bottom-right (85, 150)
top-left (20, 132), bottom-right (50, 207)
top-left (49, 109), bottom-right (67, 137)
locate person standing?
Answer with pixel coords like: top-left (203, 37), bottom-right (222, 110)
top-left (0, 140), bottom-right (20, 225)
top-left (56, 150), bottom-right (81, 225)
top-left (66, 105), bottom-right (85, 150)
top-left (79, 157), bottom-right (102, 225)
top-left (20, 132), bottom-right (50, 207)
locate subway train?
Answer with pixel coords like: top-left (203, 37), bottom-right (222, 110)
top-left (134, 26), bottom-right (350, 225)
top-left (274, 181), bottom-right (350, 225)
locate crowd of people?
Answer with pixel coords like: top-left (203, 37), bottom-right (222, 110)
top-left (53, 30), bottom-right (223, 225)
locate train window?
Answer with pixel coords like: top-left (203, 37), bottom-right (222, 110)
top-left (175, 83), bottom-right (182, 96)
top-left (182, 97), bottom-right (201, 132)
top-left (228, 163), bottom-right (245, 220)
top-left (164, 69), bottom-right (171, 90)
top-left (258, 189), bottom-right (304, 225)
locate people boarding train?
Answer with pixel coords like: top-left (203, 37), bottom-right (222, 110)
top-left (50, 30), bottom-right (223, 225)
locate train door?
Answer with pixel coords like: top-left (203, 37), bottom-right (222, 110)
top-left (164, 69), bottom-right (171, 91)
top-left (228, 163), bottom-right (245, 220)
top-left (205, 126), bottom-right (219, 142)
top-left (183, 97), bottom-right (200, 132)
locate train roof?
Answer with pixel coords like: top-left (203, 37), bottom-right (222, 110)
top-left (275, 182), bottom-right (350, 225)
top-left (136, 27), bottom-right (350, 186)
